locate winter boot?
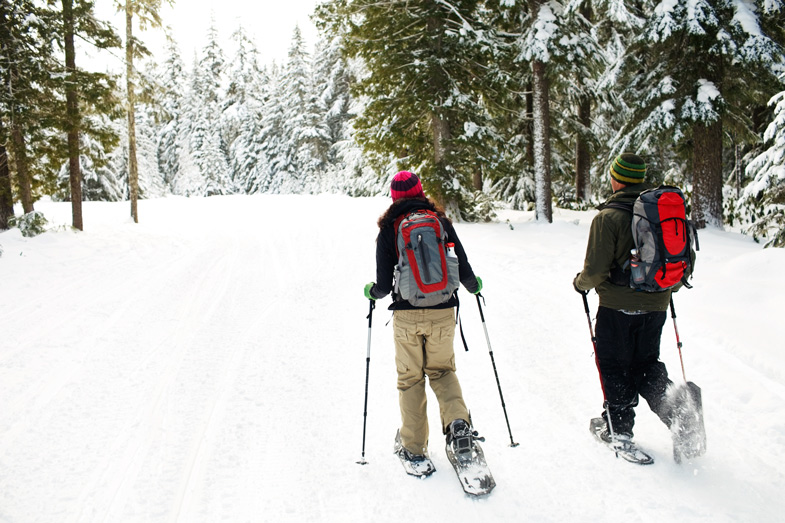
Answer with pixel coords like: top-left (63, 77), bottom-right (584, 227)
top-left (446, 419), bottom-right (474, 463)
top-left (589, 417), bottom-right (653, 465)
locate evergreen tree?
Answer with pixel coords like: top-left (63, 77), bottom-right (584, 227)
top-left (618, 0), bottom-right (784, 228)
top-left (251, 64), bottom-right (285, 194)
top-left (745, 88), bottom-right (785, 246)
top-left (116, 0), bottom-right (173, 223)
top-left (75, 118), bottom-right (126, 202)
top-left (0, 142), bottom-right (11, 229)
top-left (514, 0), bottom-right (603, 219)
top-left (320, 0), bottom-right (505, 218)
top-left (223, 25), bottom-right (265, 192)
top-left (270, 27), bottom-right (327, 194)
top-left (156, 33), bottom-right (186, 191)
top-left (0, 0), bottom-right (61, 214)
top-left (54, 0), bottom-right (121, 230)
top-left (187, 22), bottom-right (232, 196)
top-left (310, 30), bottom-right (375, 195)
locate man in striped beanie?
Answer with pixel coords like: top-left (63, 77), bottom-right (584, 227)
top-left (609, 153), bottom-right (647, 185)
top-left (573, 153), bottom-right (681, 463)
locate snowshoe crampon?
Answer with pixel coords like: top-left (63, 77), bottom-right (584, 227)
top-left (668, 381), bottom-right (707, 463)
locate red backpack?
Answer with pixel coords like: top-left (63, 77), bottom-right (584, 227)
top-left (609, 186), bottom-right (698, 292)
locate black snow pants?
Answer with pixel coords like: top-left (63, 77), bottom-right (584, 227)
top-left (594, 306), bottom-right (672, 436)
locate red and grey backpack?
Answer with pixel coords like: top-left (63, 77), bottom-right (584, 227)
top-left (607, 186), bottom-right (698, 292)
top-left (392, 210), bottom-right (460, 306)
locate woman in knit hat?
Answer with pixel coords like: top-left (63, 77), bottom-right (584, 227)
top-left (363, 171), bottom-right (485, 477)
top-left (573, 153), bottom-right (689, 463)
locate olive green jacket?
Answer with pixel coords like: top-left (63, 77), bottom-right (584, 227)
top-left (575, 183), bottom-right (677, 312)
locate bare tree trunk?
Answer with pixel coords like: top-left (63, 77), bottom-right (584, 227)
top-left (0, 143), bottom-right (13, 230)
top-left (62, 0), bottom-right (83, 230)
top-left (531, 59), bottom-right (553, 223)
top-left (575, 1), bottom-right (593, 203)
top-left (472, 170), bottom-right (482, 191)
top-left (692, 119), bottom-right (723, 229)
top-left (430, 111), bottom-right (454, 211)
top-left (575, 96), bottom-right (591, 201)
top-left (10, 124), bottom-right (33, 213)
top-left (126, 0), bottom-right (139, 223)
top-left (525, 82), bottom-right (534, 166)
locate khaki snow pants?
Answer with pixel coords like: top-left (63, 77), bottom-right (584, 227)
top-left (393, 308), bottom-right (470, 455)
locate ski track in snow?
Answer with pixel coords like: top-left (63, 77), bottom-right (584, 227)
top-left (1, 195), bottom-right (784, 522)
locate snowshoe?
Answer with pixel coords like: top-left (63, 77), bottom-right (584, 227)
top-left (590, 417), bottom-right (654, 465)
top-left (445, 420), bottom-right (495, 496)
top-left (667, 382), bottom-right (707, 463)
top-left (393, 430), bottom-right (435, 478)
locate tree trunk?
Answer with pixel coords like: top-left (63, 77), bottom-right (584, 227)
top-left (10, 124), bottom-right (34, 213)
top-left (430, 111), bottom-right (453, 211)
top-left (472, 170), bottom-right (482, 191)
top-left (126, 0), bottom-right (139, 223)
top-left (575, 96), bottom-right (591, 201)
top-left (531, 59), bottom-right (553, 223)
top-left (525, 82), bottom-right (534, 166)
top-left (0, 143), bottom-right (13, 230)
top-left (62, 0), bottom-right (83, 230)
top-left (691, 119), bottom-right (723, 229)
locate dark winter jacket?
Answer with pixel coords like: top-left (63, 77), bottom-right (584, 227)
top-left (575, 183), bottom-right (684, 312)
top-left (370, 197), bottom-right (479, 310)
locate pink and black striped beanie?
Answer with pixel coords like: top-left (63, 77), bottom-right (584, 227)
top-left (390, 171), bottom-right (425, 201)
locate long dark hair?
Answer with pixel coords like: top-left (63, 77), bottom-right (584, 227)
top-left (377, 197), bottom-right (450, 230)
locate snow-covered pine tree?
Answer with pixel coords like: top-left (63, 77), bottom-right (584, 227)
top-left (513, 0), bottom-right (602, 219)
top-left (0, 0), bottom-right (62, 215)
top-left (222, 25), bottom-right (265, 192)
top-left (187, 22), bottom-right (233, 196)
top-left (744, 87), bottom-right (785, 246)
top-left (155, 33), bottom-right (186, 191)
top-left (310, 30), bottom-right (379, 196)
top-left (250, 63), bottom-right (285, 194)
top-left (55, 116), bottom-right (126, 202)
top-left (618, 0), bottom-right (784, 228)
top-left (134, 105), bottom-right (165, 198)
top-left (269, 27), bottom-right (327, 194)
top-left (57, 0), bottom-right (121, 229)
top-left (320, 0), bottom-right (505, 219)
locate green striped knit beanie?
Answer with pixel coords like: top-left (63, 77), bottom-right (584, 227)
top-left (609, 153), bottom-right (646, 184)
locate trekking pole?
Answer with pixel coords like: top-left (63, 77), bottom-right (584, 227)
top-left (669, 297), bottom-right (688, 382)
top-left (581, 292), bottom-right (618, 456)
top-left (475, 293), bottom-right (519, 447)
top-left (357, 299), bottom-right (375, 465)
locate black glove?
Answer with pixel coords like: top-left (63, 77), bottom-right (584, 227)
top-left (573, 273), bottom-right (588, 295)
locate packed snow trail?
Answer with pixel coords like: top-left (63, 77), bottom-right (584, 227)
top-left (1, 195), bottom-right (784, 522)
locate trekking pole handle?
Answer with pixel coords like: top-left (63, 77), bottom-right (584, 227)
top-left (366, 300), bottom-right (375, 357)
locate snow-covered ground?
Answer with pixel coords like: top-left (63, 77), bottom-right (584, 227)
top-left (1, 194), bottom-right (783, 522)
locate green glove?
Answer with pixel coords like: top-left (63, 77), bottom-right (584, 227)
top-left (364, 282), bottom-right (377, 300)
top-left (473, 276), bottom-right (483, 294)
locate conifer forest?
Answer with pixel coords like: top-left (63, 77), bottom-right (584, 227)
top-left (1, 0), bottom-right (784, 245)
